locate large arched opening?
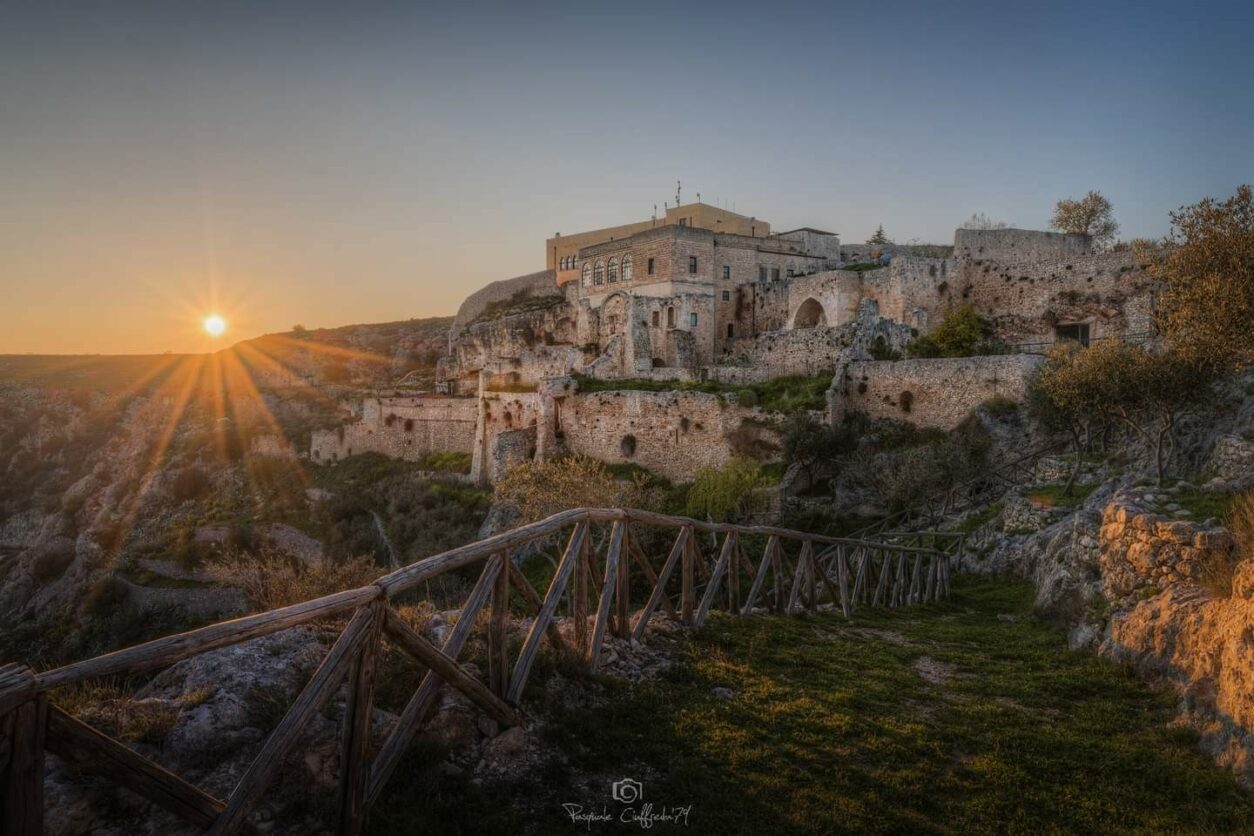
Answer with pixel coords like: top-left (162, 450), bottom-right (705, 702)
top-left (793, 297), bottom-right (827, 329)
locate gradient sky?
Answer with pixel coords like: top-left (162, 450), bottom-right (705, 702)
top-left (2, 0), bottom-right (1251, 354)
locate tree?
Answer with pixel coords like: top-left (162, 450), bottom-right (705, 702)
top-left (906, 304), bottom-right (1001, 358)
top-left (291, 324), bottom-right (308, 338)
top-left (1027, 342), bottom-right (1108, 494)
top-left (867, 225), bottom-right (889, 246)
top-left (960, 212), bottom-right (1009, 230)
top-left (1050, 191), bottom-right (1119, 250)
top-left (781, 412), bottom-right (847, 489)
top-left (1153, 185), bottom-right (1254, 372)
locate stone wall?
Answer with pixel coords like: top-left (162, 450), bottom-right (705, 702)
top-left (310, 396), bottom-right (477, 463)
top-left (953, 228), bottom-right (1093, 263)
top-left (557, 390), bottom-right (781, 483)
top-left (451, 270), bottom-right (557, 331)
top-left (839, 354), bottom-right (1042, 429)
top-left (1097, 492), bottom-right (1254, 781)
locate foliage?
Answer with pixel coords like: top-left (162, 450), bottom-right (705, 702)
top-left (571, 373), bottom-right (830, 414)
top-left (906, 304), bottom-right (1004, 358)
top-left (685, 457), bottom-right (772, 521)
top-left (841, 261), bottom-right (886, 272)
top-left (1024, 482), bottom-right (1098, 509)
top-left (494, 455), bottom-right (663, 524)
top-left (1153, 184), bottom-right (1254, 371)
top-left (205, 551), bottom-right (380, 610)
top-left (781, 411), bottom-right (850, 486)
top-left (417, 451), bottom-right (472, 473)
top-left (866, 224), bottom-right (889, 245)
top-left (981, 394), bottom-right (1020, 418)
top-left (371, 578), bottom-right (1254, 835)
top-left (848, 417), bottom-right (991, 512)
top-left (960, 212), bottom-right (1010, 230)
top-left (1050, 190), bottom-right (1119, 250)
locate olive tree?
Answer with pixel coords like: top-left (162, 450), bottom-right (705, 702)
top-left (1050, 191), bottom-right (1119, 250)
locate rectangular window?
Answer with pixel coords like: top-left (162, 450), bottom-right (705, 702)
top-left (771, 268), bottom-right (780, 281)
top-left (722, 290), bottom-right (730, 301)
top-left (667, 307), bottom-right (676, 328)
top-left (759, 266), bottom-right (768, 281)
top-left (786, 268), bottom-right (794, 278)
top-left (647, 257), bottom-right (655, 275)
top-left (1055, 323), bottom-right (1091, 346)
top-left (727, 323), bottom-right (734, 339)
top-left (688, 256), bottom-right (698, 274)
top-left (689, 312), bottom-right (698, 327)
top-left (651, 310), bottom-right (660, 327)
top-left (678, 218), bottom-right (688, 227)
top-left (722, 265), bottom-right (730, 280)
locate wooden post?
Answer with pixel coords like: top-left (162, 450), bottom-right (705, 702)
top-left (338, 601), bottom-right (384, 836)
top-left (695, 532), bottom-right (735, 627)
top-left (588, 521), bottom-right (625, 671)
top-left (574, 530), bottom-right (590, 651)
top-left (489, 552), bottom-right (511, 698)
top-left (1, 694), bottom-right (47, 836)
top-left (680, 527), bottom-right (696, 626)
top-left (614, 525), bottom-right (631, 639)
top-left (508, 523), bottom-right (587, 702)
top-left (837, 546), bottom-right (851, 619)
top-left (632, 526), bottom-right (688, 641)
top-left (742, 534), bottom-right (777, 615)
top-left (771, 538), bottom-right (786, 613)
top-left (727, 538), bottom-right (741, 615)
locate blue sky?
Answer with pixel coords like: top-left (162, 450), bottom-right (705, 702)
top-left (1, 0), bottom-right (1251, 352)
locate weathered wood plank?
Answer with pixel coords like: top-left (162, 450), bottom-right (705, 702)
top-left (47, 703), bottom-right (222, 830)
top-left (627, 531), bottom-right (677, 620)
top-left (741, 535), bottom-right (777, 615)
top-left (384, 610), bottom-right (520, 729)
top-left (588, 521), bottom-right (625, 671)
top-left (695, 532), bottom-right (735, 628)
top-left (366, 558), bottom-right (499, 807)
top-left (681, 529), bottom-right (696, 625)
top-left (786, 541), bottom-right (811, 616)
top-left (507, 523), bottom-right (588, 703)
top-left (209, 605), bottom-right (374, 836)
top-left (338, 600), bottom-right (384, 836)
top-left (614, 526), bottom-right (631, 639)
top-left (837, 546), bottom-right (851, 619)
top-left (506, 560), bottom-right (569, 653)
top-left (574, 534), bottom-right (591, 651)
top-left (488, 553), bottom-right (510, 698)
top-left (632, 526), bottom-right (689, 641)
top-left (1, 695), bottom-right (46, 836)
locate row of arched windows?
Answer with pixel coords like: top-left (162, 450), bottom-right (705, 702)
top-left (559, 256), bottom-right (578, 270)
top-left (581, 255), bottom-right (633, 287)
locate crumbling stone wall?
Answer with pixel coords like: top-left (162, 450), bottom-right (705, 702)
top-left (953, 228), bottom-right (1093, 263)
top-left (557, 390), bottom-right (781, 482)
top-left (310, 396), bottom-right (477, 463)
top-left (839, 354), bottom-right (1042, 429)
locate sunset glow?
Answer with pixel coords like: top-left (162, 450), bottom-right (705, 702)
top-left (204, 315), bottom-right (227, 337)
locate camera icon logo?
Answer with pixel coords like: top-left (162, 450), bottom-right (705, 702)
top-left (611, 777), bottom-right (643, 804)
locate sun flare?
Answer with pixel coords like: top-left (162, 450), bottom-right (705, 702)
top-left (203, 315), bottom-right (227, 337)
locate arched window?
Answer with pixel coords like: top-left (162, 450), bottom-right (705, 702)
top-left (607, 257), bottom-right (618, 283)
top-left (582, 263), bottom-right (592, 286)
top-left (594, 261), bottom-right (604, 285)
top-left (622, 255), bottom-right (633, 282)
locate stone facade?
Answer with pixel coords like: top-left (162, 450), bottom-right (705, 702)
top-left (310, 396), bottom-right (477, 463)
top-left (837, 354), bottom-right (1042, 429)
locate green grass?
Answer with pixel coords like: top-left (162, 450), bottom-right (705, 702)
top-left (953, 502), bottom-right (1003, 534)
top-left (841, 261), bottom-right (887, 272)
top-left (370, 577), bottom-right (1253, 835)
top-left (1024, 482), bottom-right (1098, 509)
top-left (572, 373), bottom-right (830, 413)
top-left (1171, 486), bottom-right (1234, 521)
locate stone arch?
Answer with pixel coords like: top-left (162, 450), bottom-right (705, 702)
top-left (793, 297), bottom-right (827, 329)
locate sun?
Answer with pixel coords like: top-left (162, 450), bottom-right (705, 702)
top-left (203, 314), bottom-right (227, 337)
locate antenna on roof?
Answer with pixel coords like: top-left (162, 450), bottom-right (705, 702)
top-left (696, 191), bottom-right (701, 204)
top-left (676, 180), bottom-right (681, 207)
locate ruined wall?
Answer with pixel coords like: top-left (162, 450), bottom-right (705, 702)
top-left (451, 270), bottom-right (557, 331)
top-left (840, 354), bottom-right (1042, 429)
top-left (557, 390), bottom-right (781, 482)
top-left (953, 228), bottom-right (1092, 263)
top-left (310, 396), bottom-right (477, 463)
top-left (786, 271), bottom-right (863, 329)
top-left (1098, 492), bottom-right (1254, 781)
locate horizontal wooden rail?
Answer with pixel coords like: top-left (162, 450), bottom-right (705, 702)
top-left (3, 507), bottom-right (955, 835)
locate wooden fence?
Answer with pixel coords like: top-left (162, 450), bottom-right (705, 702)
top-left (0, 507), bottom-right (957, 835)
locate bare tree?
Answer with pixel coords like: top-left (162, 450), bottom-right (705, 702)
top-left (960, 212), bottom-right (1009, 230)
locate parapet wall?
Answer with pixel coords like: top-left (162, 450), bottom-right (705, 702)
top-left (840, 354), bottom-right (1042, 429)
top-left (310, 396), bottom-right (477, 463)
top-left (954, 228), bottom-right (1092, 263)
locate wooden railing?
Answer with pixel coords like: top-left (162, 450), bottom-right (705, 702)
top-left (0, 507), bottom-right (953, 835)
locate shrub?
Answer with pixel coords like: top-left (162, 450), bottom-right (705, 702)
top-left (494, 455), bottom-right (663, 524)
top-left (686, 458), bottom-right (772, 521)
top-left (206, 552), bottom-right (380, 610)
top-left (905, 304), bottom-right (1005, 358)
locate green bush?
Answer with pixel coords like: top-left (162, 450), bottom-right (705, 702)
top-left (905, 304), bottom-right (1007, 358)
top-left (686, 458), bottom-right (772, 521)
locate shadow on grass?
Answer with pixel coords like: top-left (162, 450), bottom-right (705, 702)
top-left (370, 577), bottom-right (1254, 835)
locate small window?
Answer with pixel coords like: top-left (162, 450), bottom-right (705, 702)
top-left (759, 266), bottom-right (768, 281)
top-left (622, 255), bottom-right (633, 281)
top-left (786, 268), bottom-right (794, 278)
top-left (722, 290), bottom-right (730, 301)
top-left (771, 268), bottom-right (780, 281)
top-left (582, 263), bottom-right (592, 286)
top-left (667, 307), bottom-right (676, 328)
top-left (678, 218), bottom-right (688, 226)
top-left (651, 310), bottom-right (660, 327)
top-left (1055, 323), bottom-right (1091, 346)
top-left (726, 323), bottom-right (734, 339)
top-left (689, 312), bottom-right (698, 327)
top-left (607, 257), bottom-right (618, 283)
top-left (647, 257), bottom-right (655, 275)
top-left (594, 261), bottom-right (604, 285)
top-left (722, 265), bottom-right (730, 280)
top-left (688, 256), bottom-right (697, 274)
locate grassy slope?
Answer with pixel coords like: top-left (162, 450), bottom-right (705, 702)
top-left (372, 577), bottom-right (1253, 835)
